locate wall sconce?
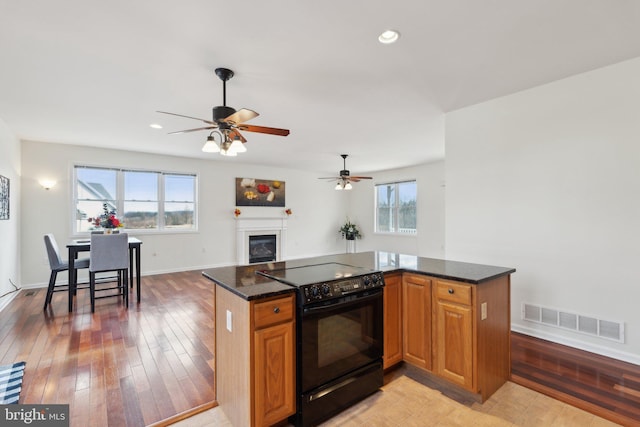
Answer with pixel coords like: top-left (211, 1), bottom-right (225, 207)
top-left (39, 179), bottom-right (57, 190)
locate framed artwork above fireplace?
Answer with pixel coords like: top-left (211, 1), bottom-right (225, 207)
top-left (235, 177), bottom-right (285, 207)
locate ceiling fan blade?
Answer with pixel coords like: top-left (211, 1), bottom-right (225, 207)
top-left (157, 111), bottom-right (217, 126)
top-left (225, 108), bottom-right (259, 125)
top-left (228, 128), bottom-right (247, 142)
top-left (350, 176), bottom-right (373, 180)
top-left (238, 124), bottom-right (290, 136)
top-left (318, 177), bottom-right (342, 180)
top-left (168, 126), bottom-right (217, 135)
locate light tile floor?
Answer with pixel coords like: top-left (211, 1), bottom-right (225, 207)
top-left (173, 374), bottom-right (620, 427)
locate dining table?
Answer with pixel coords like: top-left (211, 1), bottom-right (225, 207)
top-left (67, 236), bottom-right (143, 311)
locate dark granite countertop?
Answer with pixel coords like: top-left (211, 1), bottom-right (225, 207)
top-left (202, 264), bottom-right (296, 300)
top-left (202, 251), bottom-right (515, 301)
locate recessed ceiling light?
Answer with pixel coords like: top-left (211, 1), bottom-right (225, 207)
top-left (150, 123), bottom-right (163, 129)
top-left (378, 29), bottom-right (400, 44)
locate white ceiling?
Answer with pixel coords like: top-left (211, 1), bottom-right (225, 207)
top-left (2, 1), bottom-right (640, 175)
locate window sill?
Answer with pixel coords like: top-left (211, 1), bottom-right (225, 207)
top-left (72, 228), bottom-right (199, 238)
top-left (373, 231), bottom-right (418, 237)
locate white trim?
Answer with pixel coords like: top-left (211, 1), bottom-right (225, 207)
top-left (235, 217), bottom-right (287, 265)
top-left (0, 290), bottom-right (20, 312)
top-left (71, 164), bottom-right (199, 234)
top-left (374, 180), bottom-right (418, 234)
top-left (17, 261), bottom-right (238, 290)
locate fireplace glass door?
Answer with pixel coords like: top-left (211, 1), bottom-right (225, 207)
top-left (249, 234), bottom-right (277, 263)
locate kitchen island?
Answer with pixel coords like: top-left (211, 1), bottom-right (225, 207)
top-left (203, 251), bottom-right (515, 427)
top-left (203, 251), bottom-right (515, 300)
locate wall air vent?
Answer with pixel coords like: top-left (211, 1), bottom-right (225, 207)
top-left (522, 303), bottom-right (624, 343)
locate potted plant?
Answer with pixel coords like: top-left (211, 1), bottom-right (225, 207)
top-left (340, 219), bottom-right (362, 241)
top-left (88, 203), bottom-right (124, 233)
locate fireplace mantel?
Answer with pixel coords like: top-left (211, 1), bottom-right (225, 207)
top-left (236, 217), bottom-right (287, 265)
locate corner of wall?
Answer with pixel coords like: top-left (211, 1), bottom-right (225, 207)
top-left (0, 118), bottom-right (21, 308)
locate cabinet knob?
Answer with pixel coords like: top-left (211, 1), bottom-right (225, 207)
top-left (448, 288), bottom-right (454, 294)
top-left (273, 307), bottom-right (280, 314)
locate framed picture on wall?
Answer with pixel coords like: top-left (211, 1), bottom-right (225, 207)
top-left (0, 174), bottom-right (9, 220)
top-left (235, 177), bottom-right (285, 207)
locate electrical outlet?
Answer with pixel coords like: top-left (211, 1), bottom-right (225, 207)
top-left (481, 302), bottom-right (487, 320)
top-left (226, 310), bottom-right (232, 332)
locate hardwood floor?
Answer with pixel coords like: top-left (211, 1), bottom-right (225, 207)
top-left (3, 270), bottom-right (640, 426)
top-left (511, 331), bottom-right (640, 426)
top-left (0, 270), bottom-right (215, 427)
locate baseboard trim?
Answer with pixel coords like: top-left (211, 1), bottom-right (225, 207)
top-left (0, 290), bottom-right (19, 312)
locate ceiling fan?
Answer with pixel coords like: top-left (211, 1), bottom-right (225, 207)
top-left (157, 67), bottom-right (289, 156)
top-left (319, 154), bottom-right (372, 190)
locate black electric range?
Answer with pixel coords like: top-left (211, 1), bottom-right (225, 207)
top-left (259, 262), bottom-right (385, 426)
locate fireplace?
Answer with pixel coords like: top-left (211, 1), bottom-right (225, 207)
top-left (249, 234), bottom-right (277, 264)
top-left (236, 217), bottom-right (287, 265)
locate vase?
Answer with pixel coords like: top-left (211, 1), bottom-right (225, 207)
top-left (346, 239), bottom-right (356, 254)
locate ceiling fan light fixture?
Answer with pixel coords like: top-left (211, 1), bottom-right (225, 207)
top-left (378, 29), bottom-right (400, 44)
top-left (229, 136), bottom-right (246, 153)
top-left (202, 135), bottom-right (220, 153)
top-left (219, 139), bottom-right (237, 156)
top-left (220, 148), bottom-right (237, 157)
top-left (323, 154), bottom-right (372, 189)
top-left (159, 67), bottom-right (289, 157)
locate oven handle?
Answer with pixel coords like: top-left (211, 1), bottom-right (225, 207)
top-left (302, 288), bottom-right (382, 314)
top-left (308, 376), bottom-right (356, 402)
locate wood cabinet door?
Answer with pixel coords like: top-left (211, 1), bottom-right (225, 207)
top-left (402, 274), bottom-right (432, 370)
top-left (254, 321), bottom-right (295, 427)
top-left (434, 299), bottom-right (473, 389)
top-left (383, 274), bottom-right (403, 369)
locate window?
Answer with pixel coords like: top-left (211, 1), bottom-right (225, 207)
top-left (74, 166), bottom-right (197, 233)
top-left (375, 180), bottom-right (417, 234)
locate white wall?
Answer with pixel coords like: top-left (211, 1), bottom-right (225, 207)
top-left (348, 160), bottom-right (446, 258)
top-left (446, 57), bottom-right (640, 363)
top-left (0, 119), bottom-right (21, 310)
top-left (20, 140), bottom-right (348, 286)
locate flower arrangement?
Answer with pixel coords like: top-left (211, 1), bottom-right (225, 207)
top-left (285, 208), bottom-right (292, 216)
top-left (88, 203), bottom-right (124, 229)
top-left (234, 208), bottom-right (241, 217)
top-left (340, 219), bottom-right (362, 240)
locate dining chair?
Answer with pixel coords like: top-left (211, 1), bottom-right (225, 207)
top-left (43, 234), bottom-right (90, 312)
top-left (89, 233), bottom-right (129, 313)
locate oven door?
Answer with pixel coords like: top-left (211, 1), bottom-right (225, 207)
top-left (299, 288), bottom-right (383, 393)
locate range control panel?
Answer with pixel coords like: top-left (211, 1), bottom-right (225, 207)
top-left (300, 273), bottom-right (385, 304)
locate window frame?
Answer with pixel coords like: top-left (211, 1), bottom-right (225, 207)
top-left (72, 164), bottom-right (198, 235)
top-left (374, 179), bottom-right (417, 235)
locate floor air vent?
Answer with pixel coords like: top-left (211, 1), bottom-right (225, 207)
top-left (522, 303), bottom-right (624, 343)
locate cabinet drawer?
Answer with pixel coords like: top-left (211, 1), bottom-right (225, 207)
top-left (253, 294), bottom-right (294, 329)
top-left (435, 281), bottom-right (471, 306)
